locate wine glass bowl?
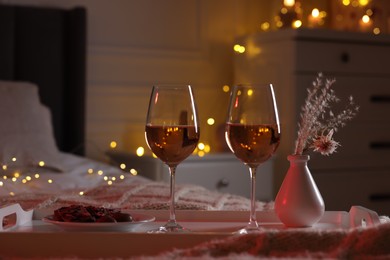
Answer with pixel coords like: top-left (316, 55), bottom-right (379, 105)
top-left (225, 124), bottom-right (280, 168)
top-left (145, 85), bottom-right (200, 232)
top-left (225, 84), bottom-right (281, 233)
top-left (145, 125), bottom-right (199, 167)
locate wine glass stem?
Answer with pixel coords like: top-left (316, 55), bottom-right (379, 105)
top-left (168, 166), bottom-right (177, 224)
top-left (249, 167), bottom-right (258, 228)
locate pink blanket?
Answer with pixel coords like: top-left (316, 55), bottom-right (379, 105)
top-left (159, 220), bottom-right (390, 259)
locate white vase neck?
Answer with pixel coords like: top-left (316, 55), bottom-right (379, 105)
top-left (288, 154), bottom-right (310, 162)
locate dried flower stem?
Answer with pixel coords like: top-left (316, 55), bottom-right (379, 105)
top-left (294, 73), bottom-right (359, 156)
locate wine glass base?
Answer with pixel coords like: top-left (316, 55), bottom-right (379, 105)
top-left (235, 221), bottom-right (263, 234)
top-left (236, 226), bottom-right (262, 234)
top-left (148, 222), bottom-right (190, 233)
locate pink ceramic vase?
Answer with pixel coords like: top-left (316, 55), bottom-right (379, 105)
top-left (274, 154), bottom-right (325, 227)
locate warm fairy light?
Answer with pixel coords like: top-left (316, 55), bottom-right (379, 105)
top-left (222, 85), bottom-right (230, 93)
top-left (280, 7), bottom-right (288, 14)
top-left (10, 192), bottom-right (15, 196)
top-left (312, 8), bottom-right (320, 18)
top-left (12, 157), bottom-right (16, 162)
top-left (358, 0), bottom-right (369, 6)
top-left (292, 20), bottom-right (302, 28)
top-left (120, 163), bottom-right (126, 170)
top-left (352, 0), bottom-right (359, 7)
top-left (0, 157), bottom-right (136, 190)
top-left (360, 13), bottom-right (372, 31)
top-left (362, 15), bottom-right (370, 23)
top-left (110, 141), bottom-right (117, 149)
top-left (207, 118), bottom-right (215, 125)
top-left (247, 89), bottom-right (253, 96)
top-left (309, 8), bottom-right (325, 27)
top-left (260, 22), bottom-right (270, 31)
top-left (130, 169), bottom-right (138, 176)
top-left (195, 142), bottom-right (211, 156)
top-left (342, 0), bottom-right (350, 6)
top-left (136, 147), bottom-right (145, 157)
top-left (38, 161), bottom-right (45, 167)
top-left (2, 165), bottom-right (7, 170)
top-left (373, 28), bottom-right (380, 34)
top-left (233, 44), bottom-right (245, 53)
top-left (366, 9), bottom-right (373, 16)
top-left (284, 0), bottom-right (295, 7)
top-left (276, 20), bottom-right (283, 28)
top-left (362, 15), bottom-right (370, 24)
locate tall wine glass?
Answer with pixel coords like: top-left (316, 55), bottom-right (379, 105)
top-left (225, 84), bottom-right (281, 234)
top-left (145, 85), bottom-right (200, 233)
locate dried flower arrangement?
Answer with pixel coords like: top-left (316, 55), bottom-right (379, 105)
top-left (294, 73), bottom-right (359, 156)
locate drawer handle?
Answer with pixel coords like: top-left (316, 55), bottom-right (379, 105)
top-left (370, 95), bottom-right (390, 103)
top-left (216, 178), bottom-right (230, 189)
top-left (340, 52), bottom-right (350, 63)
top-left (369, 193), bottom-right (390, 202)
top-left (369, 142), bottom-right (390, 149)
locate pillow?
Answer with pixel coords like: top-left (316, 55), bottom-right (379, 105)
top-left (0, 80), bottom-right (64, 173)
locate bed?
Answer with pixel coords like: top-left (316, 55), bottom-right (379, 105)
top-left (0, 3), bottom-right (389, 259)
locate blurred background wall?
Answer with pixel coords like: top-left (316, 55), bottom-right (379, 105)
top-left (3, 0), bottom-right (390, 162)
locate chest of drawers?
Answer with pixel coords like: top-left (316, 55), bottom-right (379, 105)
top-left (234, 28), bottom-right (390, 215)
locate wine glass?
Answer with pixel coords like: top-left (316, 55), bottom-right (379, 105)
top-left (145, 84), bottom-right (200, 233)
top-left (225, 84), bottom-right (281, 234)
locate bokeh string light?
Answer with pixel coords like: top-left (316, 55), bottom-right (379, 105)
top-left (0, 156), bottom-right (138, 196)
top-left (257, 0), bottom-right (381, 35)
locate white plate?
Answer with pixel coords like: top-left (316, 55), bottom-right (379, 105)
top-left (42, 212), bottom-right (155, 232)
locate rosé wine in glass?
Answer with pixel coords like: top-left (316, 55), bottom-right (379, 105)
top-left (225, 84), bottom-right (280, 234)
top-left (145, 85), bottom-right (200, 233)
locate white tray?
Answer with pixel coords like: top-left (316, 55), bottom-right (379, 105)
top-left (0, 204), bottom-right (381, 258)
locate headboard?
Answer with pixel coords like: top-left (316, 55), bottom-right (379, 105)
top-left (0, 4), bottom-right (87, 155)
